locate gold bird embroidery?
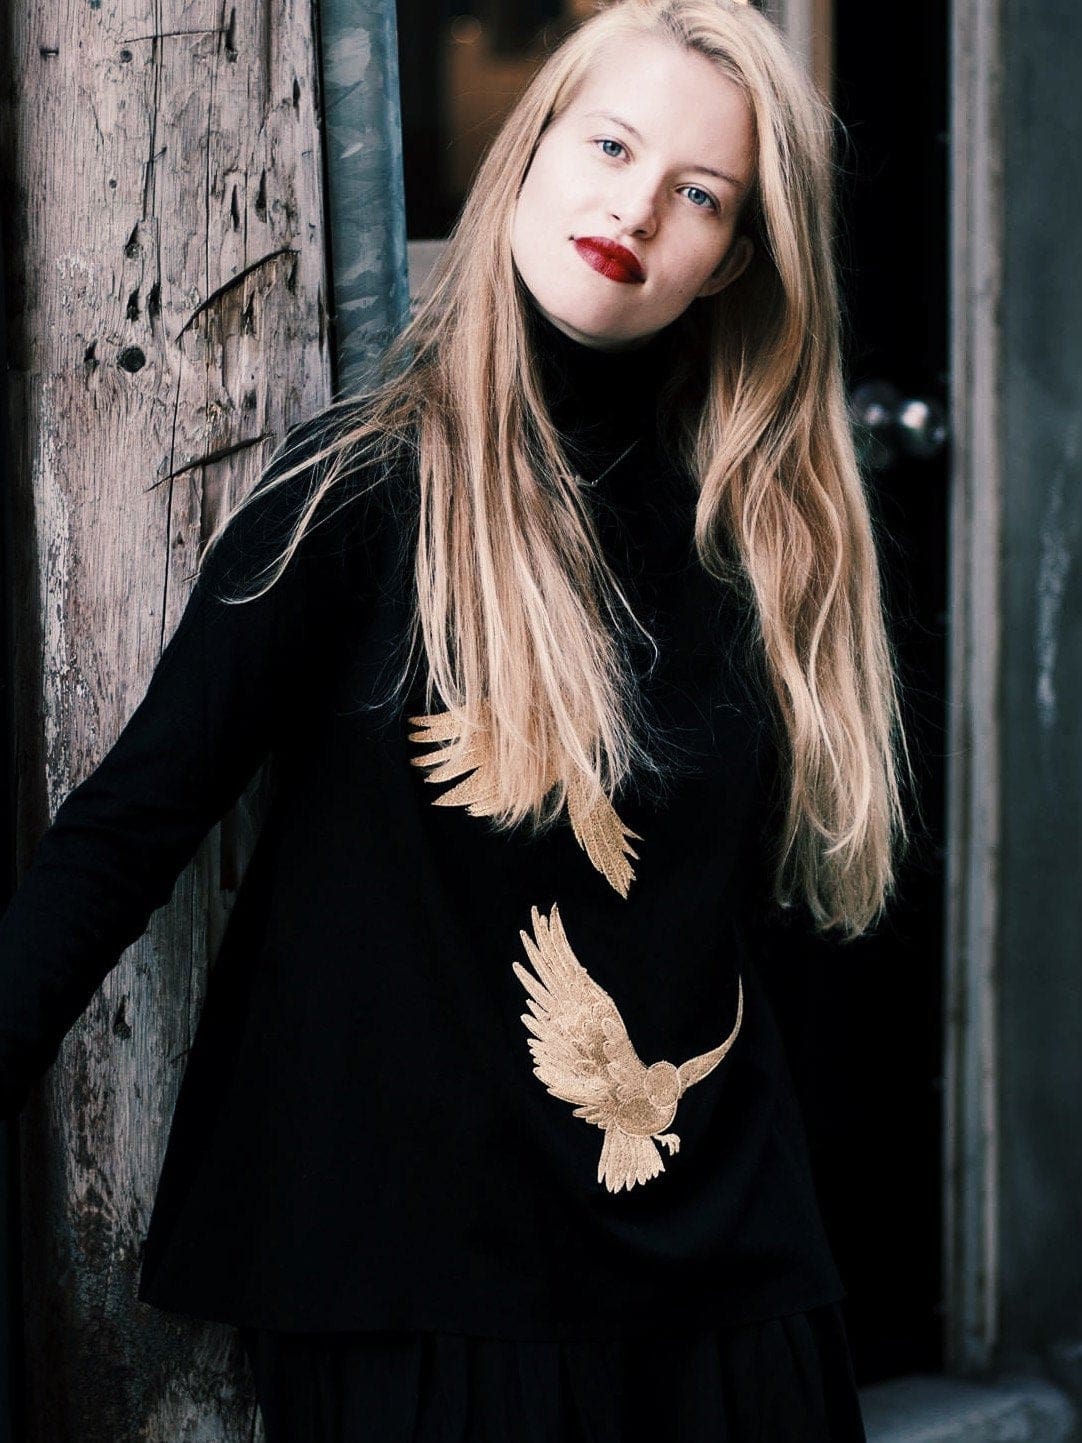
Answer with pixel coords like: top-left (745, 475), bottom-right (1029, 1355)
top-left (512, 902), bottom-right (744, 1194)
top-left (407, 710), bottom-right (642, 898)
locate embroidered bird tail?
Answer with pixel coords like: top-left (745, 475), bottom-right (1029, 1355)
top-left (597, 1127), bottom-right (666, 1193)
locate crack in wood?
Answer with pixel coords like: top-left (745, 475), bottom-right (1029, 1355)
top-left (140, 35), bottom-right (163, 221)
top-left (120, 28), bottom-right (222, 43)
top-left (177, 247), bottom-right (298, 337)
top-left (147, 431), bottom-right (274, 489)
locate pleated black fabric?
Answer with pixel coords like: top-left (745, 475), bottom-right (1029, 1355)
top-left (239, 1303), bottom-right (867, 1442)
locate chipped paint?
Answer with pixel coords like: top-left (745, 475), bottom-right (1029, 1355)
top-left (324, 26), bottom-right (372, 89)
top-left (1035, 422), bottom-right (1080, 732)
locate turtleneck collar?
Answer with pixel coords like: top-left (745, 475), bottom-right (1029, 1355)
top-left (523, 292), bottom-right (678, 461)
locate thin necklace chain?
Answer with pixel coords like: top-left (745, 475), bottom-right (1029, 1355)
top-left (573, 437), bottom-right (640, 489)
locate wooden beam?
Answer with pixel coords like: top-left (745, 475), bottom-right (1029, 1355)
top-left (944, 0), bottom-right (1004, 1376)
top-left (0, 1), bottom-right (330, 1436)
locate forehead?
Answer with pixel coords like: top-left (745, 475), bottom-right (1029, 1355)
top-left (561, 32), bottom-right (757, 186)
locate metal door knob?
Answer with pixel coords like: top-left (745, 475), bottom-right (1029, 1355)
top-left (849, 380), bottom-right (949, 470)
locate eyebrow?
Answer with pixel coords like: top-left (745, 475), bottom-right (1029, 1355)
top-left (582, 110), bottom-right (745, 190)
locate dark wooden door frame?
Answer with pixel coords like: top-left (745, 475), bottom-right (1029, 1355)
top-left (944, 0), bottom-right (1001, 1379)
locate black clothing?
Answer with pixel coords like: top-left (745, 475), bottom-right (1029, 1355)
top-left (239, 1301), bottom-right (867, 1442)
top-left (0, 300), bottom-right (848, 1340)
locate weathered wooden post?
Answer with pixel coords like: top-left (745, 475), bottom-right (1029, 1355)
top-left (0, 1), bottom-right (330, 1436)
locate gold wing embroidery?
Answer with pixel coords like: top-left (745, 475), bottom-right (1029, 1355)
top-left (565, 772), bottom-right (641, 900)
top-left (406, 708), bottom-right (502, 816)
top-left (511, 902), bottom-right (744, 1194)
top-left (407, 710), bottom-right (641, 897)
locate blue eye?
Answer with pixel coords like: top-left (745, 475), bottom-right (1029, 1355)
top-left (596, 138), bottom-right (625, 159)
top-left (682, 186), bottom-right (718, 213)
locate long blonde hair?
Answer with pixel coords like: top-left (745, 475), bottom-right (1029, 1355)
top-left (203, 0), bottom-right (911, 940)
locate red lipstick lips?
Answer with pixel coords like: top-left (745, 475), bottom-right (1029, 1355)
top-left (573, 236), bottom-right (646, 284)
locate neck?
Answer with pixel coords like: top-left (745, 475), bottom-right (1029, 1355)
top-left (524, 293), bottom-right (677, 456)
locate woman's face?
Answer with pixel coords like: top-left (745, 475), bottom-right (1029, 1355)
top-left (510, 33), bottom-right (758, 351)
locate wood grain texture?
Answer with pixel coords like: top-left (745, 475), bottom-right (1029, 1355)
top-left (0, 1), bottom-right (330, 1436)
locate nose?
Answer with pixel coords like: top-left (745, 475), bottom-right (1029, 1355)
top-left (610, 180), bottom-right (659, 238)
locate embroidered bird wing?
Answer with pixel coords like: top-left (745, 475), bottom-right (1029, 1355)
top-left (565, 772), bottom-right (641, 899)
top-left (677, 973), bottom-right (745, 1090)
top-left (408, 709), bottom-right (641, 897)
top-left (511, 902), bottom-right (648, 1118)
top-left (406, 709), bottom-right (503, 816)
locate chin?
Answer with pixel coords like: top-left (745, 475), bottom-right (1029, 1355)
top-left (551, 314), bottom-right (623, 350)
top-left (543, 296), bottom-right (628, 346)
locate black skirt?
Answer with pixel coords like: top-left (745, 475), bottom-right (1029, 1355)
top-left (238, 1301), bottom-right (867, 1442)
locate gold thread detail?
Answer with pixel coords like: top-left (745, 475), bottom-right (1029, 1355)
top-left (565, 771), bottom-right (641, 899)
top-left (406, 708), bottom-right (501, 815)
top-left (511, 901), bottom-right (744, 1193)
top-left (407, 710), bottom-right (641, 897)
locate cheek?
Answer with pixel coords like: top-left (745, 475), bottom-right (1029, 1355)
top-left (690, 227), bottom-right (737, 282)
top-left (511, 182), bottom-right (553, 279)
top-left (513, 152), bottom-right (576, 264)
top-left (511, 163), bottom-right (543, 244)
top-left (527, 150), bottom-right (564, 215)
top-left (513, 167), bottom-right (550, 250)
top-left (527, 133), bottom-right (590, 217)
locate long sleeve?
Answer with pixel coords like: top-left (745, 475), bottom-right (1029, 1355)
top-left (0, 409), bottom-right (367, 1120)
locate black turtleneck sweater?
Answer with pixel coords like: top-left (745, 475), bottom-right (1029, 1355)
top-left (0, 302), bottom-right (847, 1337)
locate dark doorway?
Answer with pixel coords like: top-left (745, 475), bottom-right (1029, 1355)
top-left (759, 0), bottom-right (950, 1387)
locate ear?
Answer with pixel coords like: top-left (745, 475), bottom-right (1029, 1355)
top-left (696, 234), bottom-right (754, 299)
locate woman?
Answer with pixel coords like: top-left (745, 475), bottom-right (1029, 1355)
top-left (0, 0), bottom-right (907, 1437)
